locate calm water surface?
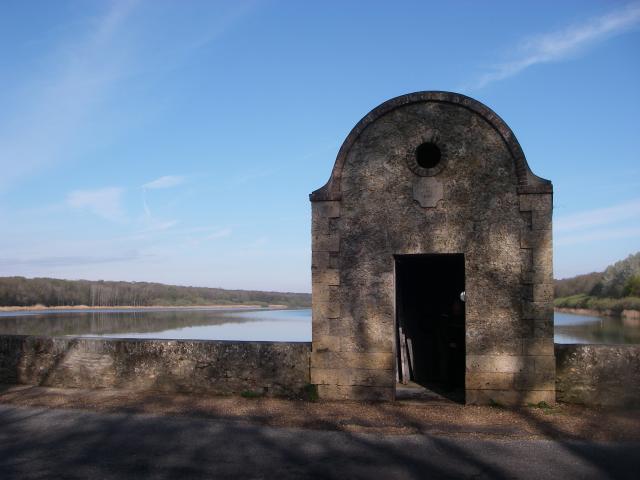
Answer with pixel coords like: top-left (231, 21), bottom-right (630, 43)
top-left (554, 311), bottom-right (640, 344)
top-left (0, 308), bottom-right (312, 342)
top-left (0, 308), bottom-right (638, 344)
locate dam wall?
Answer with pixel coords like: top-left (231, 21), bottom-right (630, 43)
top-left (0, 335), bottom-right (311, 397)
top-left (555, 343), bottom-right (640, 407)
top-left (1, 334), bottom-right (639, 407)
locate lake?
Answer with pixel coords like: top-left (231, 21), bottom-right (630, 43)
top-left (0, 308), bottom-right (638, 344)
top-left (554, 311), bottom-right (640, 344)
top-left (0, 308), bottom-right (312, 342)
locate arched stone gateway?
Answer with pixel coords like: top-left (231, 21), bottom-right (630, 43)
top-left (310, 91), bottom-right (554, 405)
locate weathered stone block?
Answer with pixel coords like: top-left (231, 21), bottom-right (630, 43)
top-left (312, 252), bottom-right (331, 269)
top-left (466, 355), bottom-right (534, 374)
top-left (466, 372), bottom-right (514, 390)
top-left (533, 318), bottom-right (554, 338)
top-left (312, 234), bottom-right (340, 252)
top-left (316, 384), bottom-right (342, 399)
top-left (534, 355), bottom-right (555, 373)
top-left (513, 370), bottom-right (555, 391)
top-left (533, 283), bottom-right (554, 303)
top-left (310, 367), bottom-right (338, 385)
top-left (313, 335), bottom-right (341, 353)
top-left (313, 300), bottom-right (340, 319)
top-left (520, 228), bottom-right (551, 249)
top-left (523, 338), bottom-right (554, 355)
top-left (313, 201), bottom-right (341, 218)
top-left (311, 318), bottom-right (329, 337)
top-left (311, 283), bottom-right (339, 304)
top-left (465, 337), bottom-right (523, 356)
top-left (310, 351), bottom-right (340, 370)
top-left (522, 301), bottom-right (553, 320)
top-left (311, 351), bottom-right (394, 371)
top-left (519, 194), bottom-right (552, 213)
top-left (531, 210), bottom-right (551, 230)
top-left (338, 368), bottom-right (394, 387)
top-left (339, 334), bottom-right (393, 353)
top-left (328, 312), bottom-right (393, 337)
top-left (311, 216), bottom-right (331, 236)
top-left (312, 268), bottom-right (340, 286)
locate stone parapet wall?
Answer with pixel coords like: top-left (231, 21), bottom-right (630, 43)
top-left (555, 344), bottom-right (640, 407)
top-left (0, 335), bottom-right (311, 397)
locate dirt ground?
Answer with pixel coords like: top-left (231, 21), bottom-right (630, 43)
top-left (1, 384), bottom-right (638, 441)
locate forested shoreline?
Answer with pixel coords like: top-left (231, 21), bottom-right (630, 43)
top-left (554, 252), bottom-right (640, 315)
top-left (0, 277), bottom-right (311, 309)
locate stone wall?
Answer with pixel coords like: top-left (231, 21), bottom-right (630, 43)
top-left (0, 335), bottom-right (311, 397)
top-left (555, 344), bottom-right (640, 407)
top-left (310, 92), bottom-right (554, 404)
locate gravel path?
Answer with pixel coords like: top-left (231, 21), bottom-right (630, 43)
top-left (1, 403), bottom-right (639, 479)
top-left (1, 384), bottom-right (639, 441)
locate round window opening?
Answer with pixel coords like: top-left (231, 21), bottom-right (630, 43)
top-left (415, 142), bottom-right (441, 169)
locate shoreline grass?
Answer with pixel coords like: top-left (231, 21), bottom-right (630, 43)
top-left (554, 294), bottom-right (640, 315)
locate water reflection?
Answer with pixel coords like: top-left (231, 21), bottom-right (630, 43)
top-left (554, 312), bottom-right (640, 344)
top-left (0, 308), bottom-right (312, 342)
top-left (0, 308), bottom-right (638, 344)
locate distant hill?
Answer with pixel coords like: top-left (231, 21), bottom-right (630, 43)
top-left (554, 271), bottom-right (603, 299)
top-left (554, 252), bottom-right (640, 314)
top-left (555, 252), bottom-right (640, 299)
top-left (0, 277), bottom-right (311, 309)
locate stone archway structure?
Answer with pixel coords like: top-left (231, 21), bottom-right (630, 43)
top-left (310, 91), bottom-right (554, 405)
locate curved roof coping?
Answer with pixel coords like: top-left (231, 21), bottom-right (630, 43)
top-left (310, 91), bottom-right (552, 202)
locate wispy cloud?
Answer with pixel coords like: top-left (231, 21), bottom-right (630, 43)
top-left (139, 175), bottom-right (184, 231)
top-left (555, 226), bottom-right (640, 247)
top-left (470, 2), bottom-right (640, 89)
top-left (247, 236), bottom-right (268, 249)
top-left (554, 198), bottom-right (640, 246)
top-left (554, 198), bottom-right (640, 233)
top-left (0, 1), bottom-right (140, 191)
top-left (66, 187), bottom-right (125, 221)
top-left (0, 251), bottom-right (144, 268)
top-left (0, 1), bottom-right (258, 192)
top-left (206, 227), bottom-right (233, 240)
top-left (142, 175), bottom-right (186, 190)
top-left (140, 219), bottom-right (179, 232)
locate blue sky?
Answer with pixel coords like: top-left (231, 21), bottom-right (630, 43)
top-left (0, 0), bottom-right (639, 292)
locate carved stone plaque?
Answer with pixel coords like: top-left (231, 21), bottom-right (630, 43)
top-left (412, 177), bottom-right (443, 208)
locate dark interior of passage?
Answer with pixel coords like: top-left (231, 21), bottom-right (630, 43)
top-left (395, 254), bottom-right (465, 400)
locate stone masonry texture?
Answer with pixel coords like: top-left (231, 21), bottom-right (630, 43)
top-left (555, 344), bottom-right (640, 407)
top-left (310, 91), bottom-right (554, 404)
top-left (0, 335), bottom-right (311, 397)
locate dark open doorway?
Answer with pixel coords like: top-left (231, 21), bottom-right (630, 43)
top-left (395, 254), bottom-right (465, 403)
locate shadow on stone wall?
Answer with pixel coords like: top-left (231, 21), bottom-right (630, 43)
top-left (0, 335), bottom-right (311, 397)
top-left (556, 344), bottom-right (640, 407)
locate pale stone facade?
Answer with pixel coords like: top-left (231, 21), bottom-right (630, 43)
top-left (310, 91), bottom-right (554, 404)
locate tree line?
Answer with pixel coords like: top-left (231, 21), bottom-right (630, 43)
top-left (554, 252), bottom-right (640, 313)
top-left (554, 252), bottom-right (640, 299)
top-left (0, 277), bottom-right (311, 308)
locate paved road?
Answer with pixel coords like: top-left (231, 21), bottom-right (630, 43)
top-left (0, 404), bottom-right (638, 479)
